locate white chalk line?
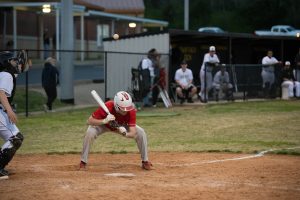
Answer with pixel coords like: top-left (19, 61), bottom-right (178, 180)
top-left (154, 146), bottom-right (300, 167)
top-left (104, 173), bottom-right (136, 177)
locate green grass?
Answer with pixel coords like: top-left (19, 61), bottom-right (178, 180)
top-left (3, 100), bottom-right (300, 155)
top-left (13, 88), bottom-right (68, 113)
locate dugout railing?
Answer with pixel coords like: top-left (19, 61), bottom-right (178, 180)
top-left (201, 63), bottom-right (284, 102)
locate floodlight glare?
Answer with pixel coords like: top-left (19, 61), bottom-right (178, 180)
top-left (129, 23), bottom-right (136, 28)
top-left (42, 4), bottom-right (51, 13)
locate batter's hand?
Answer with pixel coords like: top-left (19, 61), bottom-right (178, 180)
top-left (102, 114), bottom-right (115, 124)
top-left (117, 126), bottom-right (127, 136)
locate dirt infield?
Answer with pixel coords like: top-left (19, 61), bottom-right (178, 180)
top-left (0, 152), bottom-right (299, 200)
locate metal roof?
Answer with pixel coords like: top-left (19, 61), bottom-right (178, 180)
top-left (88, 10), bottom-right (168, 27)
top-left (0, 1), bottom-right (166, 27)
top-left (0, 2), bottom-right (86, 12)
top-left (76, 0), bottom-right (144, 14)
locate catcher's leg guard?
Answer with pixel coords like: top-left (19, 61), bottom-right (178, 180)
top-left (0, 132), bottom-right (24, 169)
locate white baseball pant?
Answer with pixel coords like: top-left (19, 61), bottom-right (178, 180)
top-left (81, 125), bottom-right (148, 164)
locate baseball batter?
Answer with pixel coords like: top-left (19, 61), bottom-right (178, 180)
top-left (79, 91), bottom-right (152, 170)
top-left (261, 50), bottom-right (281, 97)
top-left (199, 46), bottom-right (220, 102)
top-left (0, 51), bottom-right (30, 180)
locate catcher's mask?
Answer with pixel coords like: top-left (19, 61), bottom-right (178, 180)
top-left (0, 50), bottom-right (30, 74)
top-left (114, 91), bottom-right (134, 112)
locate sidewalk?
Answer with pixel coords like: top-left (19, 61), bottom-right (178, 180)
top-left (25, 81), bottom-right (105, 115)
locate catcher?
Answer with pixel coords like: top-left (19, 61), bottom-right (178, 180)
top-left (79, 91), bottom-right (152, 170)
top-left (0, 50), bottom-right (31, 180)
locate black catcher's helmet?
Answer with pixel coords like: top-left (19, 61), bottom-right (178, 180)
top-left (0, 50), bottom-right (30, 74)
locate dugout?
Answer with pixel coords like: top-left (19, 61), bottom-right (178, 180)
top-left (103, 29), bottom-right (300, 99)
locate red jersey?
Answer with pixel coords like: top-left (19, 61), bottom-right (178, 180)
top-left (92, 100), bottom-right (136, 130)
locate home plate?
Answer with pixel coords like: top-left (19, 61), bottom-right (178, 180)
top-left (104, 173), bottom-right (136, 177)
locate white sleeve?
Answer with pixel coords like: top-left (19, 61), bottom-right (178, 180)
top-left (142, 58), bottom-right (149, 70)
top-left (0, 72), bottom-right (13, 97)
top-left (262, 57), bottom-right (268, 64)
top-left (215, 55), bottom-right (220, 63)
top-left (262, 57), bottom-right (278, 65)
top-left (174, 69), bottom-right (180, 81)
top-left (188, 69), bottom-right (194, 81)
top-left (203, 54), bottom-right (210, 63)
top-left (272, 57), bottom-right (278, 63)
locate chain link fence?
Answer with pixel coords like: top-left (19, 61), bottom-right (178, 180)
top-left (1, 49), bottom-right (293, 117)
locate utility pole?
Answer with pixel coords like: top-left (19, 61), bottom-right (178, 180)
top-left (184, 0), bottom-right (189, 30)
top-left (60, 0), bottom-right (74, 103)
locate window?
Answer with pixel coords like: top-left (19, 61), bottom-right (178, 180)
top-left (97, 24), bottom-right (109, 47)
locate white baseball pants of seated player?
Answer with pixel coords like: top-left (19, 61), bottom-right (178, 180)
top-left (294, 69), bottom-right (300, 82)
top-left (281, 81), bottom-right (300, 98)
top-left (81, 125), bottom-right (148, 164)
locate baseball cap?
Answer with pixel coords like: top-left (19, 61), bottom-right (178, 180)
top-left (285, 61), bottom-right (290, 65)
top-left (181, 60), bottom-right (187, 65)
top-left (209, 46), bottom-right (216, 52)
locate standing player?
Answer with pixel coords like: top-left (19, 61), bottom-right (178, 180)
top-left (294, 48), bottom-right (300, 82)
top-left (261, 50), bottom-right (281, 98)
top-left (199, 46), bottom-right (220, 103)
top-left (0, 51), bottom-right (30, 180)
top-left (79, 91), bottom-right (152, 170)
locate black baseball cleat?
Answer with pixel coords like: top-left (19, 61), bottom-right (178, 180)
top-left (180, 98), bottom-right (185, 105)
top-left (0, 169), bottom-right (9, 180)
top-left (187, 98), bottom-right (194, 103)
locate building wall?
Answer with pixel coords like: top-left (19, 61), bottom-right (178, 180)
top-left (0, 9), bottom-right (143, 50)
top-left (103, 33), bottom-right (170, 98)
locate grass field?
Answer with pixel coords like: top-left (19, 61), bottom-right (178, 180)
top-left (13, 88), bottom-right (68, 113)
top-left (11, 100), bottom-right (300, 155)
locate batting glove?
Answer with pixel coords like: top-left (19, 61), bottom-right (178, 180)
top-left (102, 114), bottom-right (115, 124)
top-left (117, 126), bottom-right (127, 136)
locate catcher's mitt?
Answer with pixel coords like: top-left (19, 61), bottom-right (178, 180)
top-left (16, 50), bottom-right (31, 73)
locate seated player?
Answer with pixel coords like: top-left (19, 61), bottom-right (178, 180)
top-left (212, 65), bottom-right (234, 101)
top-left (174, 60), bottom-right (197, 104)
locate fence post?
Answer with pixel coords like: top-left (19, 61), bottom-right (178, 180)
top-left (25, 70), bottom-right (28, 117)
top-left (243, 65), bottom-right (246, 101)
top-left (104, 51), bottom-right (107, 100)
top-left (204, 63), bottom-right (207, 102)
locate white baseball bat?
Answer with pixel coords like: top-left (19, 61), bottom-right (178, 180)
top-left (91, 90), bottom-right (110, 115)
top-left (91, 90), bottom-right (126, 135)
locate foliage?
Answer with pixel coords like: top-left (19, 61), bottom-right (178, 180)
top-left (144, 0), bottom-right (300, 32)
